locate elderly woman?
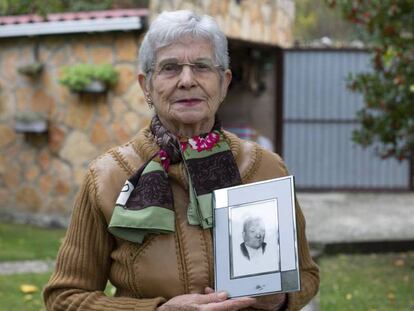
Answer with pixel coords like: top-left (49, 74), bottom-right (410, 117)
top-left (44, 10), bottom-right (319, 311)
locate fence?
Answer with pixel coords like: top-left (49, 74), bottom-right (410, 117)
top-left (280, 49), bottom-right (411, 190)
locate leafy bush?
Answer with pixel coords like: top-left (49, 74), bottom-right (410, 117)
top-left (0, 0), bottom-right (112, 16)
top-left (327, 0), bottom-right (414, 160)
top-left (59, 64), bottom-right (119, 92)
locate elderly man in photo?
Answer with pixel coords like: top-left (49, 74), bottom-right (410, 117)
top-left (241, 217), bottom-right (267, 260)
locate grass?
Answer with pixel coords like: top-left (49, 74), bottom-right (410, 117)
top-left (0, 272), bottom-right (115, 311)
top-left (0, 272), bottom-right (50, 311)
top-left (319, 252), bottom-right (414, 311)
top-left (0, 223), bottom-right (66, 261)
top-left (0, 222), bottom-right (113, 310)
top-left (1, 222), bottom-right (414, 310)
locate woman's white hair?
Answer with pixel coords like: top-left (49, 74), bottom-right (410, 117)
top-left (138, 10), bottom-right (229, 75)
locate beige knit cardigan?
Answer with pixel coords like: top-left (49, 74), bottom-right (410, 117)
top-left (43, 128), bottom-right (319, 310)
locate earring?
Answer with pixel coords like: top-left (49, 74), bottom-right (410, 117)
top-left (145, 94), bottom-right (153, 109)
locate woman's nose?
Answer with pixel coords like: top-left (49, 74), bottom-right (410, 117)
top-left (177, 66), bottom-right (197, 89)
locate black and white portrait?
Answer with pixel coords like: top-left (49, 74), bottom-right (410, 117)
top-left (230, 199), bottom-right (280, 278)
top-left (240, 217), bottom-right (267, 260)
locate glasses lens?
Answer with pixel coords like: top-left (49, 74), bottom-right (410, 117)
top-left (156, 60), bottom-right (219, 77)
top-left (193, 61), bottom-right (214, 72)
top-left (159, 63), bottom-right (181, 76)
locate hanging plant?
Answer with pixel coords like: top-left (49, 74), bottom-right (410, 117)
top-left (17, 62), bottom-right (44, 76)
top-left (14, 111), bottom-right (48, 133)
top-left (59, 63), bottom-right (119, 93)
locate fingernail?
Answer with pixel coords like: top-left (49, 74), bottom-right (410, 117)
top-left (218, 291), bottom-right (227, 299)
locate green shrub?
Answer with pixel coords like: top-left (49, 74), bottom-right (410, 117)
top-left (59, 63), bottom-right (119, 92)
top-left (328, 0), bottom-right (414, 160)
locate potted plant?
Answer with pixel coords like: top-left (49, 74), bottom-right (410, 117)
top-left (14, 111), bottom-right (48, 133)
top-left (17, 62), bottom-right (44, 76)
top-left (59, 64), bottom-right (119, 93)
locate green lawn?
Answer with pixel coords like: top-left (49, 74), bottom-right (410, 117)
top-left (0, 222), bottom-right (113, 310)
top-left (0, 272), bottom-right (115, 311)
top-left (0, 272), bottom-right (50, 311)
top-left (319, 252), bottom-right (414, 311)
top-left (0, 223), bottom-right (66, 261)
top-left (1, 222), bottom-right (414, 310)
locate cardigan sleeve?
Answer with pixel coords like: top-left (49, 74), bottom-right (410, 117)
top-left (43, 168), bottom-right (166, 310)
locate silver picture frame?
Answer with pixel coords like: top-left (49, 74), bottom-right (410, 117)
top-left (213, 175), bottom-right (300, 298)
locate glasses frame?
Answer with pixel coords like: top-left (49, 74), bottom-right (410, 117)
top-left (149, 60), bottom-right (224, 79)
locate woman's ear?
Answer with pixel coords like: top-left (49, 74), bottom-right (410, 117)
top-left (221, 69), bottom-right (232, 99)
top-left (138, 73), bottom-right (149, 94)
top-left (224, 69), bottom-right (232, 88)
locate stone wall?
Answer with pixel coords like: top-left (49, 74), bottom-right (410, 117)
top-left (0, 6), bottom-right (285, 220)
top-left (0, 32), bottom-right (150, 218)
top-left (150, 0), bottom-right (294, 47)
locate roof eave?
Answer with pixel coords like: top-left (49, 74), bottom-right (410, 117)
top-left (0, 16), bottom-right (144, 38)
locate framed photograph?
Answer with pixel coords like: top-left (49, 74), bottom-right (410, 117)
top-left (213, 175), bottom-right (300, 298)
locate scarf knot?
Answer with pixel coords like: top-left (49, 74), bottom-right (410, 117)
top-left (108, 115), bottom-right (241, 243)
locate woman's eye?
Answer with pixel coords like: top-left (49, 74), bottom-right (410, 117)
top-left (195, 63), bottom-right (211, 71)
top-left (162, 63), bottom-right (180, 72)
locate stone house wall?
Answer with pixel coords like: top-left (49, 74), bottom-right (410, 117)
top-left (150, 0), bottom-right (294, 47)
top-left (0, 31), bottom-right (149, 218)
top-left (0, 2), bottom-right (295, 220)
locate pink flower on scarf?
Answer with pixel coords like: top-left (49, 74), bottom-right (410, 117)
top-left (180, 141), bottom-right (188, 152)
top-left (188, 131), bottom-right (220, 152)
top-left (158, 149), bottom-right (170, 171)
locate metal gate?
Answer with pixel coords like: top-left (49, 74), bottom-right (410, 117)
top-left (280, 49), bottom-right (411, 190)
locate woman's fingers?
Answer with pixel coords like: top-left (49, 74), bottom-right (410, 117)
top-left (198, 291), bottom-right (228, 304)
top-left (158, 292), bottom-right (256, 311)
top-left (157, 292), bottom-right (227, 310)
top-left (200, 288), bottom-right (257, 310)
top-left (204, 297), bottom-right (257, 311)
top-left (251, 293), bottom-right (287, 310)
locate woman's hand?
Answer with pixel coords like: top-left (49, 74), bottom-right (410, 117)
top-left (156, 288), bottom-right (256, 311)
top-left (205, 287), bottom-right (287, 311)
top-left (249, 293), bottom-right (287, 310)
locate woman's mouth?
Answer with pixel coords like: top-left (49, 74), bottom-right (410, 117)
top-left (174, 98), bottom-right (203, 107)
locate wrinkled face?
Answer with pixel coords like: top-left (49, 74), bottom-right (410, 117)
top-left (243, 220), bottom-right (265, 249)
top-left (141, 37), bottom-right (232, 128)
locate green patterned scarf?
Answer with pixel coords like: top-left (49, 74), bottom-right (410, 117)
top-left (108, 115), bottom-right (241, 243)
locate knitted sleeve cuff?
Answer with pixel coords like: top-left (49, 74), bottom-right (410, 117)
top-left (134, 297), bottom-right (166, 311)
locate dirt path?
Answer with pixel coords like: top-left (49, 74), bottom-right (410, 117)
top-left (0, 260), bottom-right (55, 275)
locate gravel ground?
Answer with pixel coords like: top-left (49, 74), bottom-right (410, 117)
top-left (0, 260), bottom-right (55, 275)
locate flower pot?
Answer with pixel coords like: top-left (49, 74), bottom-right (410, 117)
top-left (59, 64), bottom-right (118, 93)
top-left (15, 120), bottom-right (48, 133)
top-left (17, 63), bottom-right (44, 76)
top-left (82, 80), bottom-right (107, 93)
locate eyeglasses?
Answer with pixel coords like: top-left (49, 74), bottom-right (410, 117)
top-left (152, 60), bottom-right (223, 78)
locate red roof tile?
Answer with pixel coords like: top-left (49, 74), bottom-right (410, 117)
top-left (0, 9), bottom-right (148, 25)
